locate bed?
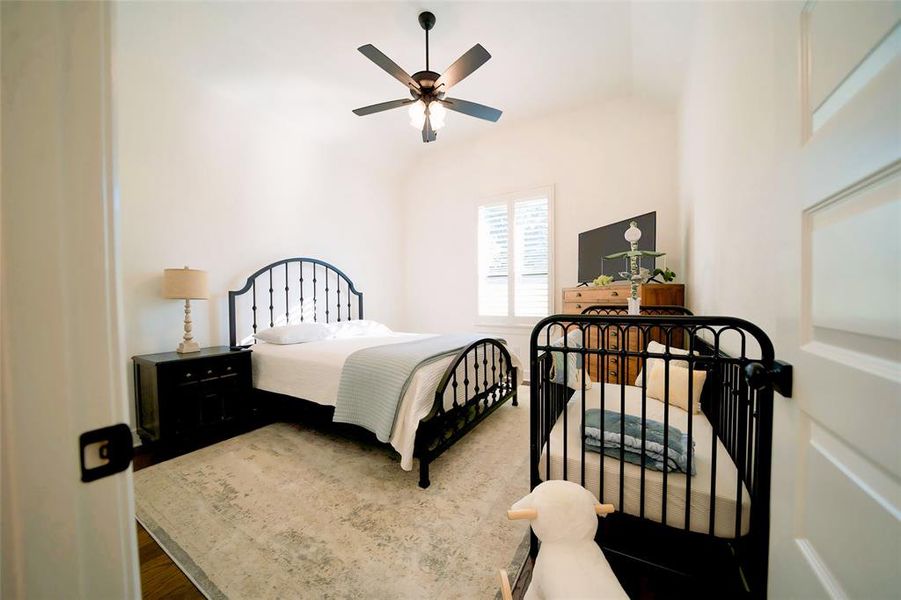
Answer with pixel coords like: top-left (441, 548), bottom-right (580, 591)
top-left (228, 257), bottom-right (520, 488)
top-left (530, 310), bottom-right (790, 598)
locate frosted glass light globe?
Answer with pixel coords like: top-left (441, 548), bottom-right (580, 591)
top-left (624, 222), bottom-right (642, 243)
top-left (408, 100), bottom-right (426, 129)
top-left (428, 101), bottom-right (446, 130)
top-left (409, 100), bottom-right (446, 130)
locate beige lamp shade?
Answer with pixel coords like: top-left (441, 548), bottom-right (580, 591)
top-left (162, 267), bottom-right (209, 300)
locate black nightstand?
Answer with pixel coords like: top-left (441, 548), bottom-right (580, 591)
top-left (133, 346), bottom-right (255, 446)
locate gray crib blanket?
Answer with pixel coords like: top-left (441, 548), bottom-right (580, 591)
top-left (584, 408), bottom-right (696, 475)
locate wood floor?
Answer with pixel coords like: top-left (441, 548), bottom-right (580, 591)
top-left (134, 447), bottom-right (203, 599)
top-left (137, 522), bottom-right (203, 600)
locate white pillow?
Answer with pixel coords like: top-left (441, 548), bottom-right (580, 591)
top-left (254, 323), bottom-right (329, 345)
top-left (634, 340), bottom-right (693, 386)
top-left (325, 320), bottom-right (392, 339)
top-left (646, 362), bottom-right (706, 414)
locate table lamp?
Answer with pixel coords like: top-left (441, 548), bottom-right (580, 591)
top-left (162, 266), bottom-right (209, 353)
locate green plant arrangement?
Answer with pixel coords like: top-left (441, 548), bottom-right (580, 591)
top-left (592, 274), bottom-right (614, 287)
top-left (647, 267), bottom-right (676, 283)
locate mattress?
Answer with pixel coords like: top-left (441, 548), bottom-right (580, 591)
top-left (252, 333), bottom-right (521, 472)
top-left (539, 383), bottom-right (751, 538)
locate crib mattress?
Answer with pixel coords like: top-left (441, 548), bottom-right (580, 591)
top-left (538, 383), bottom-right (751, 538)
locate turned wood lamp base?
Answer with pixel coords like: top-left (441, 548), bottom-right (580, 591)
top-left (177, 340), bottom-right (201, 354)
top-left (175, 298), bottom-right (201, 354)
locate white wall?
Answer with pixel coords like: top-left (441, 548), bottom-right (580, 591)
top-left (677, 5), bottom-right (803, 591)
top-left (678, 2), bottom-right (798, 326)
top-left (399, 97), bottom-right (680, 358)
top-left (116, 7), bottom-right (407, 426)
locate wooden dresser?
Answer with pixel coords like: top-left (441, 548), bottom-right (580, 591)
top-left (562, 282), bottom-right (684, 315)
top-left (560, 282), bottom-right (685, 384)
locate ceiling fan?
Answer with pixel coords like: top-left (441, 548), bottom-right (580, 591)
top-left (352, 11), bottom-right (502, 143)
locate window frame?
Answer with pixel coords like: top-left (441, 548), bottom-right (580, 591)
top-left (475, 185), bottom-right (555, 328)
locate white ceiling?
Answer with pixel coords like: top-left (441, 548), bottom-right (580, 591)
top-left (116, 1), bottom-right (695, 154)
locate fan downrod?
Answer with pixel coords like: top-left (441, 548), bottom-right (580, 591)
top-left (418, 11), bottom-right (436, 31)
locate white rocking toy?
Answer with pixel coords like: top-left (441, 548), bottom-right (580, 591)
top-left (500, 480), bottom-right (629, 600)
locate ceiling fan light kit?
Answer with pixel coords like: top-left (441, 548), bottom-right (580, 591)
top-left (409, 99), bottom-right (446, 130)
top-left (353, 11), bottom-right (503, 143)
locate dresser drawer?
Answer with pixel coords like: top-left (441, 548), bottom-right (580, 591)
top-left (598, 356), bottom-right (642, 386)
top-left (563, 301), bottom-right (590, 314)
top-left (563, 287), bottom-right (628, 304)
top-left (607, 326), bottom-right (643, 351)
top-left (563, 300), bottom-right (632, 313)
top-left (605, 358), bottom-right (621, 383)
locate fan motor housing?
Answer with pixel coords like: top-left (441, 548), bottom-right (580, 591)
top-left (410, 70), bottom-right (443, 98)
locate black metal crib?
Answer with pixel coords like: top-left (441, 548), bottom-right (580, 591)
top-left (529, 308), bottom-right (791, 598)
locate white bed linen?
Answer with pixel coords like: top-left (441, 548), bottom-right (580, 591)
top-left (252, 334), bottom-right (522, 471)
top-left (538, 383), bottom-right (751, 538)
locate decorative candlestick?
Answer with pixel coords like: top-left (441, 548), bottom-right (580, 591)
top-left (603, 221), bottom-right (666, 315)
top-left (624, 223), bottom-right (643, 315)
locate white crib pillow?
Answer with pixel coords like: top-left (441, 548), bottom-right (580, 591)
top-left (254, 323), bottom-right (329, 344)
top-left (634, 340), bottom-right (693, 386)
top-left (645, 362), bottom-right (707, 414)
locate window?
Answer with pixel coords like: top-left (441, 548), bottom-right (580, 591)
top-left (478, 188), bottom-right (553, 322)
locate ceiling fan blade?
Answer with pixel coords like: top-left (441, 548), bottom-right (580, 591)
top-left (352, 99), bottom-right (414, 116)
top-left (441, 98), bottom-right (503, 122)
top-left (358, 44), bottom-right (420, 91)
top-left (422, 114), bottom-right (437, 143)
top-left (434, 44), bottom-right (491, 91)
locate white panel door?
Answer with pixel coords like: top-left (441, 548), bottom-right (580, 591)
top-left (1, 2), bottom-right (140, 597)
top-left (771, 3), bottom-right (900, 598)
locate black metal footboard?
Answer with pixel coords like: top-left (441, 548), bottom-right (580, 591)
top-left (415, 338), bottom-right (518, 488)
top-left (530, 313), bottom-right (790, 598)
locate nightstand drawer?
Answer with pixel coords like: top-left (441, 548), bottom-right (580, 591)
top-left (166, 354), bottom-right (248, 382)
top-left (168, 360), bottom-right (216, 382)
top-left (220, 355), bottom-right (246, 376)
top-left (171, 364), bottom-right (201, 383)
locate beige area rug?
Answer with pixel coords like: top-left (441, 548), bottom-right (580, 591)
top-left (135, 387), bottom-right (532, 599)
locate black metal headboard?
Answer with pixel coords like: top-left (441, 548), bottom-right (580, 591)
top-left (228, 258), bottom-right (363, 347)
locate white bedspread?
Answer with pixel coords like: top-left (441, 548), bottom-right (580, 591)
top-left (252, 334), bottom-right (522, 471)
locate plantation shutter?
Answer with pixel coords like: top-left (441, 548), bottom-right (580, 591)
top-left (478, 204), bottom-right (509, 316)
top-left (478, 193), bottom-right (551, 320)
top-left (513, 197), bottom-right (549, 317)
